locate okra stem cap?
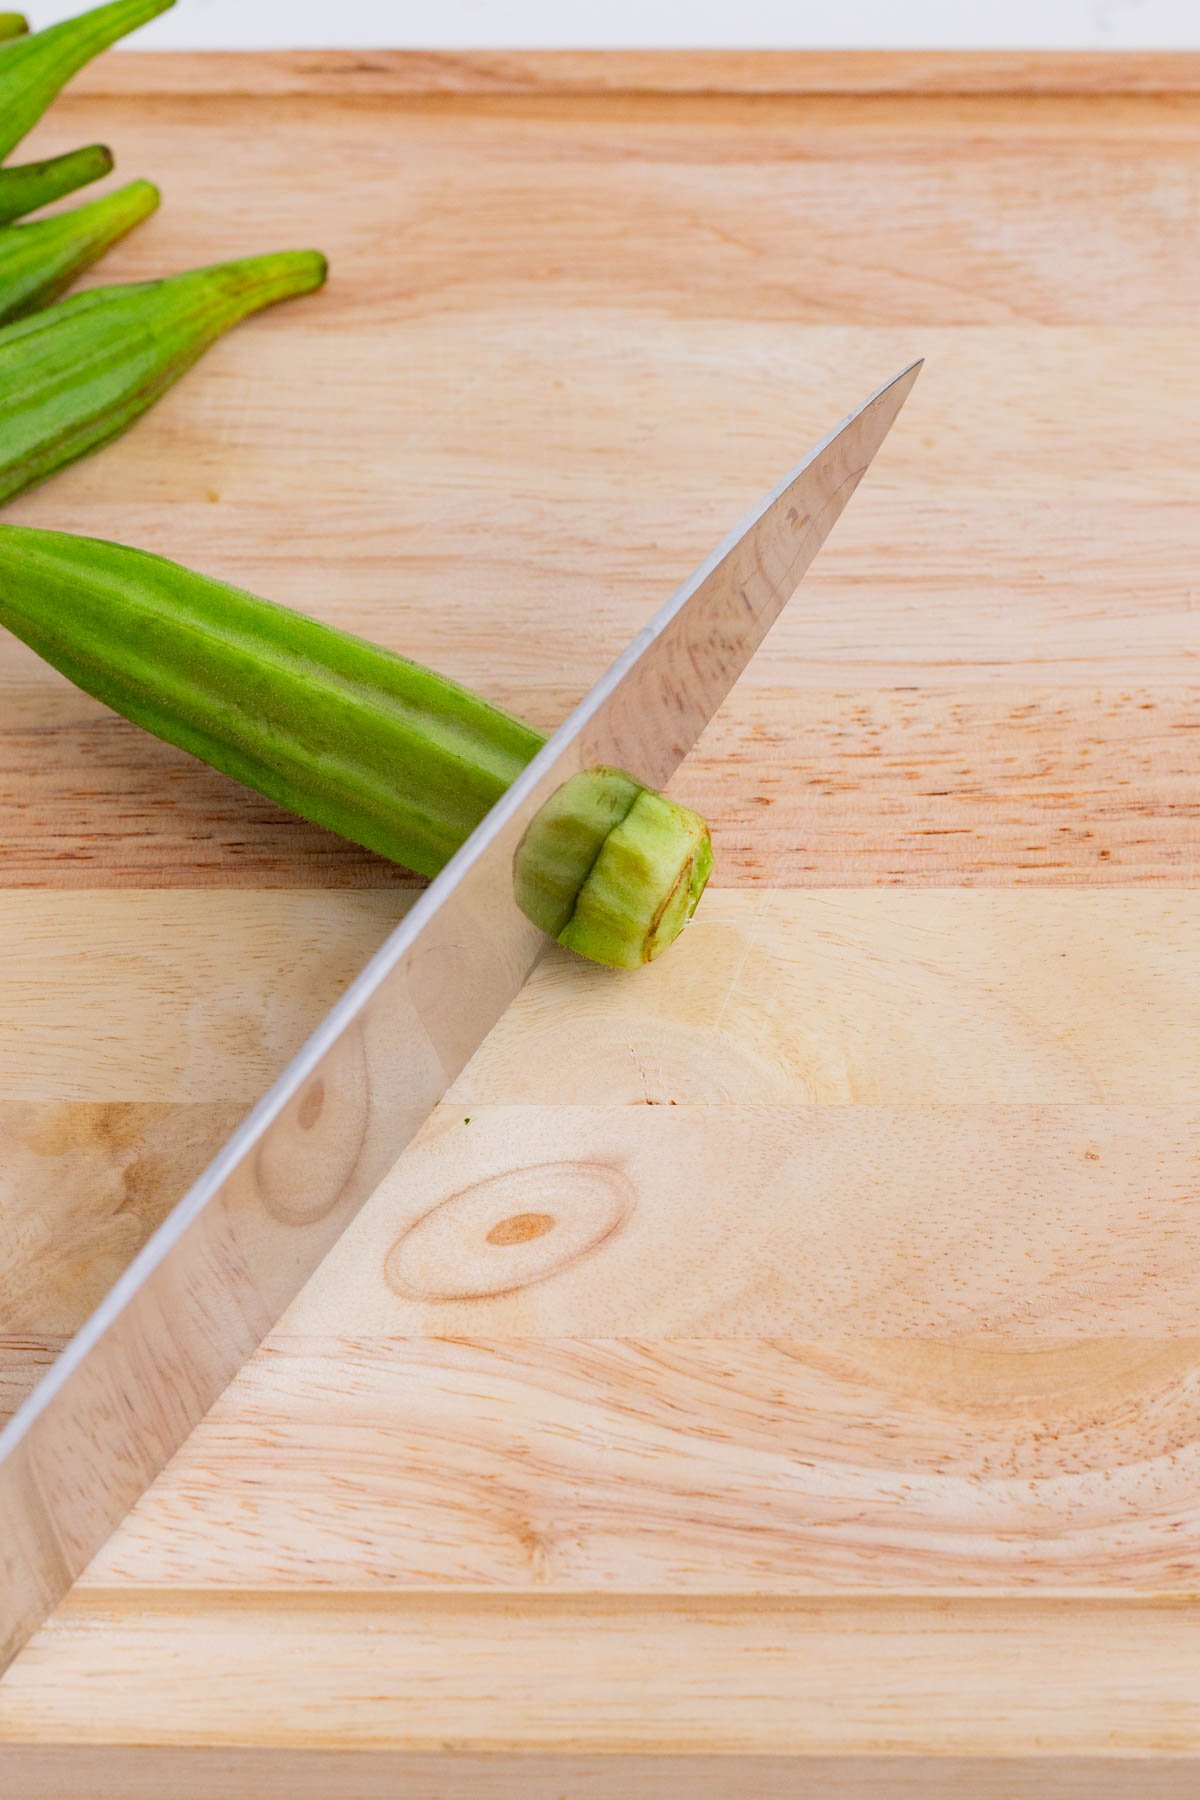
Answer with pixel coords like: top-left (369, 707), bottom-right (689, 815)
top-left (513, 767), bottom-right (713, 970)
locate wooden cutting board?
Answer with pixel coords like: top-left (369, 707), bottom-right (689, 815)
top-left (1, 48), bottom-right (1198, 1797)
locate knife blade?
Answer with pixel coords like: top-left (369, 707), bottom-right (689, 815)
top-left (0, 359), bottom-right (920, 1672)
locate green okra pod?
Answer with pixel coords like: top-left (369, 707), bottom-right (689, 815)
top-left (0, 248), bottom-right (327, 504)
top-left (0, 0), bottom-right (174, 160)
top-left (0, 177), bottom-right (157, 324)
top-left (0, 143), bottom-right (115, 228)
top-left (0, 529), bottom-right (713, 969)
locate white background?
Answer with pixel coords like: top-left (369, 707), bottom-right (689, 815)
top-left (26, 0), bottom-right (1200, 50)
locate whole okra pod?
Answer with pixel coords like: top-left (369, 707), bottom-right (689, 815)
top-left (0, 249), bottom-right (327, 504)
top-left (0, 530), bottom-right (713, 968)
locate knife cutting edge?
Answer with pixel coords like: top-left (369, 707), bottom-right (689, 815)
top-left (0, 358), bottom-right (921, 1672)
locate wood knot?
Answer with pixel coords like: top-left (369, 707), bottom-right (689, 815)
top-left (385, 1161), bottom-right (634, 1302)
top-left (254, 1033), bottom-right (368, 1226)
top-left (486, 1212), bottom-right (555, 1246)
top-left (297, 1080), bottom-right (325, 1131)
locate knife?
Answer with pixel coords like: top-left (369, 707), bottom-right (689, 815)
top-left (0, 360), bottom-right (921, 1672)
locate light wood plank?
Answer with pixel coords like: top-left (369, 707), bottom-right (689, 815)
top-left (0, 1103), bottom-right (245, 1337)
top-left (2, 892), bottom-right (1192, 1101)
top-left (7, 1746), bottom-right (1199, 1800)
top-left (26, 91), bottom-right (1200, 341)
top-left (0, 1100), bottom-right (244, 1425)
top-left (5, 1594), bottom-right (1200, 1756)
top-left (267, 1104), bottom-right (1200, 1340)
top-left (3, 684), bottom-right (1195, 889)
top-left (79, 1336), bottom-right (1200, 1593)
top-left (68, 49), bottom-right (1200, 98)
top-left (468, 891), bottom-right (1200, 1104)
top-left (3, 323), bottom-right (1198, 706)
top-left (0, 891), bottom-right (404, 1102)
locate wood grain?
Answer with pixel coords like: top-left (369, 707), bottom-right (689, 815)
top-left (0, 1100), bottom-right (244, 1424)
top-left (251, 1104), bottom-right (1200, 1341)
top-left (4, 685), bottom-right (1195, 888)
top-left (0, 889), bottom-right (405, 1101)
top-left (467, 891), bottom-right (1200, 1105)
top-left (4, 1750), bottom-right (1200, 1800)
top-left (2, 891), bottom-right (1193, 1101)
top-left (76, 1335), bottom-right (1200, 1593)
top-left (3, 325), bottom-right (1195, 717)
top-left (0, 1100), bottom-right (244, 1334)
top-left (7, 1594), bottom-right (1200, 1757)
top-left (68, 49), bottom-right (1200, 97)
top-left (1, 48), bottom-right (1199, 1795)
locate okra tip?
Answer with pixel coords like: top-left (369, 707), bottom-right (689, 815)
top-left (0, 142), bottom-right (116, 229)
top-left (84, 142), bottom-right (116, 178)
top-left (70, 175), bottom-right (160, 244)
top-left (196, 247), bottom-right (330, 317)
top-left (114, 176), bottom-right (160, 218)
top-left (0, 12), bottom-right (29, 39)
top-left (257, 248), bottom-right (329, 296)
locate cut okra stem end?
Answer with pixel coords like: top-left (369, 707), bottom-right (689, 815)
top-left (514, 768), bottom-right (713, 970)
